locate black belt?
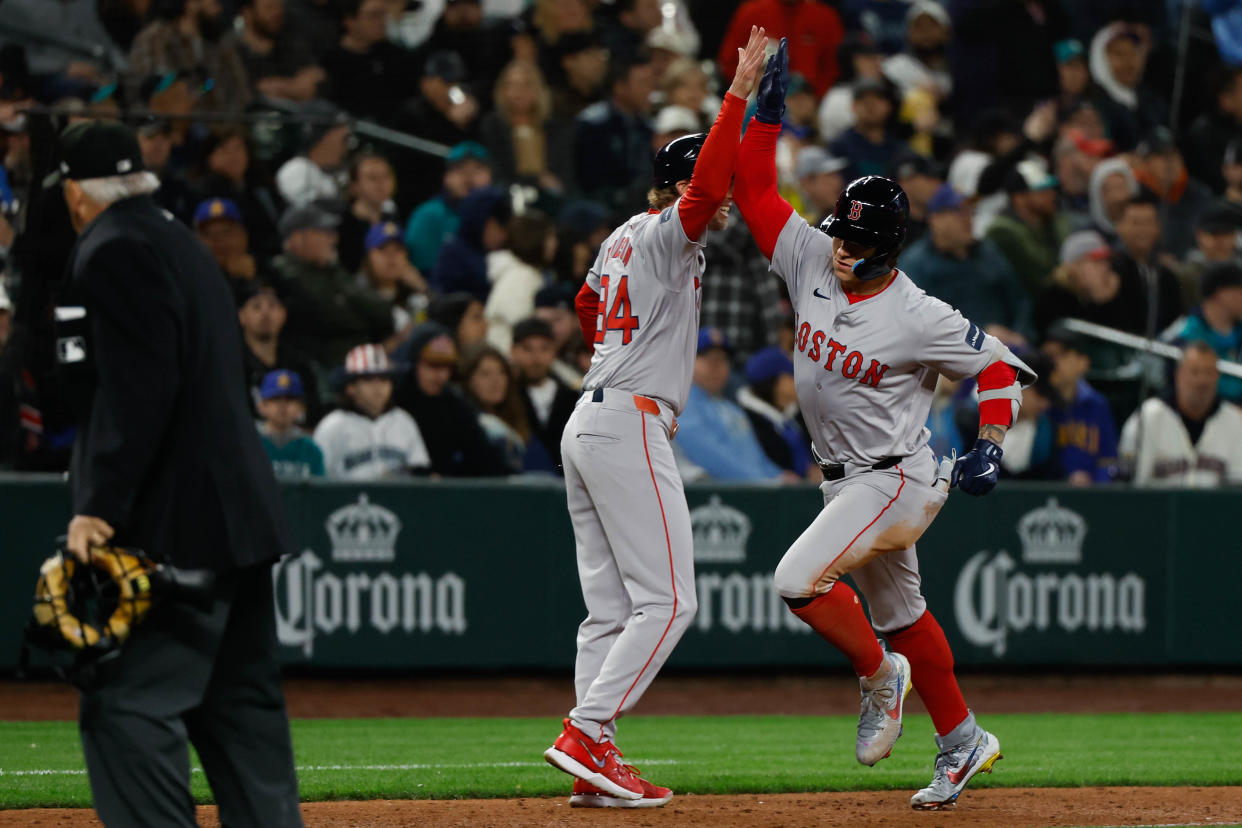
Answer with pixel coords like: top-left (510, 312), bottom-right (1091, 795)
top-left (819, 456), bottom-right (901, 481)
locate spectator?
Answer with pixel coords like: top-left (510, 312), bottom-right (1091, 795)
top-left (817, 34), bottom-right (885, 143)
top-left (882, 1), bottom-right (952, 102)
top-left (893, 153), bottom-right (944, 245)
top-left (779, 74), bottom-right (822, 145)
top-left (1034, 229), bottom-right (1144, 338)
top-left (1174, 202), bottom-right (1242, 308)
top-left (650, 105), bottom-right (699, 154)
top-left (274, 202), bottom-right (394, 372)
top-left (1130, 127), bottom-right (1215, 258)
top-left (398, 50), bottom-right (484, 207)
top-left (460, 343), bottom-right (530, 473)
top-left (358, 221), bottom-right (429, 341)
top-left (193, 126), bottom-right (281, 258)
top-left (600, 0), bottom-right (662, 64)
top-left (902, 184), bottom-right (1031, 347)
top-left (339, 153), bottom-right (400, 273)
top-left (1109, 193), bottom-right (1185, 335)
top-left (404, 141), bottom-right (493, 274)
top-left (551, 199), bottom-right (612, 285)
top-left (1053, 38), bottom-right (1093, 113)
top-left (257, 369), bottom-right (325, 480)
top-left (479, 60), bottom-right (575, 192)
top-left (549, 31), bottom-right (609, 119)
top-left (285, 0), bottom-right (341, 59)
top-left (485, 212), bottom-right (555, 352)
top-left (315, 344), bottom-right (431, 478)
top-left (1119, 341), bottom-right (1242, 487)
top-left (1172, 263), bottom-right (1242, 404)
top-left (320, 0), bottom-right (419, 123)
top-left (421, 0), bottom-right (513, 94)
top-left (789, 147), bottom-right (848, 225)
top-left (659, 58), bottom-right (716, 128)
top-left (426, 291), bottom-right (489, 353)
top-left (135, 117), bottom-right (195, 225)
top-left (839, 0), bottom-right (909, 55)
top-left (1042, 328), bottom-right (1119, 486)
top-left (986, 158), bottom-right (1075, 298)
top-left (1086, 21), bottom-right (1167, 151)
top-left (737, 346), bottom-right (813, 478)
top-left (924, 374), bottom-right (971, 460)
top-left (1087, 155), bottom-right (1139, 240)
top-left (1053, 130), bottom-right (1109, 222)
top-left (717, 0), bottom-right (844, 97)
top-left (573, 54), bottom-right (656, 210)
top-left (829, 78), bottom-right (903, 180)
top-left (429, 185), bottom-right (511, 299)
top-left (393, 323), bottom-right (507, 476)
top-left (237, 280), bottom-right (323, 421)
top-left (997, 350), bottom-right (1060, 480)
top-left (533, 284), bottom-right (585, 388)
top-left (510, 317), bottom-right (577, 473)
top-left (127, 0), bottom-right (251, 113)
top-left (675, 328), bottom-right (786, 482)
top-left (193, 197), bottom-right (264, 290)
top-left (275, 103), bottom-right (352, 208)
top-left (0, 0), bottom-right (122, 95)
top-left (1182, 66), bottom-right (1242, 193)
top-left (700, 212), bottom-right (786, 369)
top-left (233, 0), bottom-right (324, 103)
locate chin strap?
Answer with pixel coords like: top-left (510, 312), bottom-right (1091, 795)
top-left (851, 256), bottom-right (893, 281)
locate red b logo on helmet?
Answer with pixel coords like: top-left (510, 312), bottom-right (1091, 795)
top-left (847, 200), bottom-right (864, 221)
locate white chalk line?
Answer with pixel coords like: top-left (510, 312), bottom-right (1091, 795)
top-left (0, 758), bottom-right (681, 778)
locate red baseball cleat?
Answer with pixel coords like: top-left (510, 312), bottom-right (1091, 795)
top-left (543, 719), bottom-right (643, 800)
top-left (570, 774), bottom-right (674, 808)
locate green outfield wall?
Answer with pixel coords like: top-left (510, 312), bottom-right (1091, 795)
top-left (3, 476), bottom-right (1238, 671)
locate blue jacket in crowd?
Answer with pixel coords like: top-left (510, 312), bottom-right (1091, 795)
top-left (1047, 379), bottom-right (1118, 483)
top-left (677, 384), bottom-right (783, 482)
top-left (1176, 308), bottom-right (1242, 403)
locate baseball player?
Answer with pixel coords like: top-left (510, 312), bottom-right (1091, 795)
top-left (542, 26), bottom-right (769, 809)
top-left (733, 41), bottom-right (1036, 811)
top-left (313, 344), bottom-right (431, 479)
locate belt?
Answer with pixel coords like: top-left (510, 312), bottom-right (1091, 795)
top-left (590, 387), bottom-right (661, 415)
top-left (819, 456), bottom-right (902, 481)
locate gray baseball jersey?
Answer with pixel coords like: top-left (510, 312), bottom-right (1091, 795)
top-left (582, 201), bottom-right (705, 416)
top-left (770, 214), bottom-right (1033, 466)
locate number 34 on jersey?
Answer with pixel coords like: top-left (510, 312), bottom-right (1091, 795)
top-left (595, 236), bottom-right (641, 345)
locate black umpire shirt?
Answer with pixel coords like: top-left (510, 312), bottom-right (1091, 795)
top-left (59, 195), bottom-right (293, 572)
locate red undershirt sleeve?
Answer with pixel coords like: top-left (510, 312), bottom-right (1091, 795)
top-left (733, 118), bottom-right (795, 260)
top-left (677, 93), bottom-right (747, 240)
top-left (976, 361), bottom-right (1018, 428)
top-left (575, 281), bottom-right (599, 353)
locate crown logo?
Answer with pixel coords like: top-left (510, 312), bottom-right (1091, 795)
top-left (326, 494), bottom-right (401, 562)
top-left (690, 495), bottom-right (752, 563)
top-left (1017, 497), bottom-right (1085, 564)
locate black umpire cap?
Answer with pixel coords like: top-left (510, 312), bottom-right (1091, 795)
top-left (47, 120), bottom-right (146, 186)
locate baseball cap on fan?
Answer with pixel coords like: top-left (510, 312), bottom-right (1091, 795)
top-left (697, 327), bottom-right (733, 355)
top-left (259, 369), bottom-right (306, 401)
top-left (795, 147), bottom-right (848, 181)
top-left (46, 120), bottom-right (146, 187)
top-left (1005, 158), bottom-right (1058, 194)
top-left (1059, 230), bottom-right (1111, 265)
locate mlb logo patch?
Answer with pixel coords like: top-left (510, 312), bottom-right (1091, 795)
top-left (964, 322), bottom-right (984, 351)
top-left (57, 336), bottom-right (88, 364)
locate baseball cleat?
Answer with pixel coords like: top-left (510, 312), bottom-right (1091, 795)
top-left (544, 718), bottom-right (643, 800)
top-left (569, 775), bottom-right (673, 808)
top-left (910, 715), bottom-right (1002, 810)
top-left (855, 651), bottom-right (913, 766)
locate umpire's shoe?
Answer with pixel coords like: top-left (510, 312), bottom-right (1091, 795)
top-left (544, 719), bottom-right (643, 800)
top-left (855, 651), bottom-right (913, 765)
top-left (910, 712), bottom-right (1002, 810)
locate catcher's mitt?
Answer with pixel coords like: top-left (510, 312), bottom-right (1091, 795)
top-left (21, 543), bottom-right (214, 687)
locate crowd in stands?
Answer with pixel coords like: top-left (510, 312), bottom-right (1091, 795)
top-left (0, 0), bottom-right (1240, 488)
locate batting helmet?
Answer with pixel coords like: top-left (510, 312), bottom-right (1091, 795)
top-left (819, 176), bottom-right (910, 281)
top-left (652, 133), bottom-right (706, 189)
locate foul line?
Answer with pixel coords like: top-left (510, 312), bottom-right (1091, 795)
top-left (0, 759), bottom-right (681, 778)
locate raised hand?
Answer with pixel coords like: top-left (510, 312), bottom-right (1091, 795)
top-left (755, 37), bottom-right (789, 125)
top-left (727, 26), bottom-right (768, 99)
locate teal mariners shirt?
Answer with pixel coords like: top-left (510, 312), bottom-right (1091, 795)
top-left (260, 428), bottom-right (326, 480)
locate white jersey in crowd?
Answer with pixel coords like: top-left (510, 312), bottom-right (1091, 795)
top-left (1119, 397), bottom-right (1242, 487)
top-left (769, 215), bottom-right (1033, 465)
top-left (582, 200), bottom-right (705, 416)
top-left (313, 408), bottom-right (430, 480)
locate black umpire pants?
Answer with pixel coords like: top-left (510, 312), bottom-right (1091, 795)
top-left (78, 562), bottom-right (302, 828)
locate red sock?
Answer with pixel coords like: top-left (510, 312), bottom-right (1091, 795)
top-left (789, 584), bottom-right (885, 678)
top-left (886, 610), bottom-right (969, 736)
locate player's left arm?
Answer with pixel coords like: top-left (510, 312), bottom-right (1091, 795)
top-left (676, 26), bottom-right (766, 240)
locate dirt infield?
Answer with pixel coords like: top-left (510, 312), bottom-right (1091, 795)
top-left (3, 788), bottom-right (1242, 827)
top-left (3, 674), bottom-right (1241, 827)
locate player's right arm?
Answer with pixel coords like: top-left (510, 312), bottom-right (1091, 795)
top-left (733, 38), bottom-right (797, 261)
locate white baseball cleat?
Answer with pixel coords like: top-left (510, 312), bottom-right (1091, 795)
top-left (855, 651), bottom-right (912, 766)
top-left (910, 713), bottom-right (1002, 810)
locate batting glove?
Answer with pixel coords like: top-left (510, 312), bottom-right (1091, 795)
top-left (755, 38), bottom-right (789, 125)
top-left (951, 439), bottom-right (1003, 496)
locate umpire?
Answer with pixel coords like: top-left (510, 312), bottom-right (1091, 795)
top-left (54, 120), bottom-right (302, 827)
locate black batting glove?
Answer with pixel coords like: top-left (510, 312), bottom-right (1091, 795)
top-left (951, 439), bottom-right (1003, 497)
top-left (755, 38), bottom-right (789, 125)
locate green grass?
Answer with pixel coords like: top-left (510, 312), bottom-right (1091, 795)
top-left (1, 713), bottom-right (1240, 808)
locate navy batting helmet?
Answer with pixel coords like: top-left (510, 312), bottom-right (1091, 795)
top-left (652, 133), bottom-right (706, 188)
top-left (819, 176), bottom-right (910, 281)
